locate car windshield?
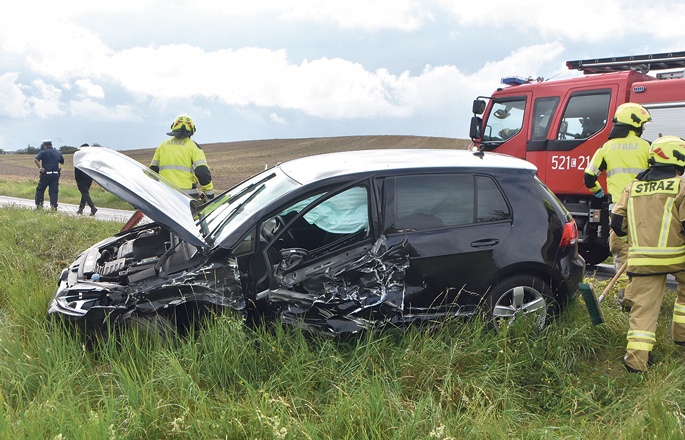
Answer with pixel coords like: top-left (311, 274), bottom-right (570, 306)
top-left (196, 167), bottom-right (300, 247)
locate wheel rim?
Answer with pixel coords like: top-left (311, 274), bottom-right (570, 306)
top-left (492, 285), bottom-right (547, 329)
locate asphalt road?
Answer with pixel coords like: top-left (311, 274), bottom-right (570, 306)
top-left (0, 195), bottom-right (139, 223)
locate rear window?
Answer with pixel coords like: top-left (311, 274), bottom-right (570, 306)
top-left (391, 174), bottom-right (511, 232)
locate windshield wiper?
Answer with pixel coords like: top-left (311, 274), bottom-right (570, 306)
top-left (206, 184), bottom-right (267, 245)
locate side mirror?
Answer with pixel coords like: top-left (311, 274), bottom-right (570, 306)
top-left (469, 116), bottom-right (483, 140)
top-left (472, 99), bottom-right (486, 115)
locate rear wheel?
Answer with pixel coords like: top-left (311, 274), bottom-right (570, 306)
top-left (486, 275), bottom-right (556, 330)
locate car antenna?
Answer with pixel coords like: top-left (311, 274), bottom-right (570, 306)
top-left (471, 144), bottom-right (485, 159)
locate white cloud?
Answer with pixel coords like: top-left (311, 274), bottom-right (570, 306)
top-left (270, 113), bottom-right (287, 124)
top-left (194, 0), bottom-right (434, 31)
top-left (0, 76), bottom-right (64, 118)
top-left (0, 73), bottom-right (30, 117)
top-left (75, 79), bottom-right (105, 99)
top-left (69, 99), bottom-right (136, 121)
top-left (436, 0), bottom-right (685, 42)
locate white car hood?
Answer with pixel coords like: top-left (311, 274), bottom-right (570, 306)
top-left (74, 147), bottom-right (208, 248)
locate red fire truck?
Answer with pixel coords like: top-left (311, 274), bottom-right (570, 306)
top-left (469, 51), bottom-right (685, 265)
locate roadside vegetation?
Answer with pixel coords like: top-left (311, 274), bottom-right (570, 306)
top-left (0, 204), bottom-right (684, 438)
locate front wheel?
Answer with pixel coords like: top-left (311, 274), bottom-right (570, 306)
top-left (485, 275), bottom-right (556, 330)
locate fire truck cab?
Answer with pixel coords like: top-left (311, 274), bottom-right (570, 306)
top-left (470, 51), bottom-right (685, 265)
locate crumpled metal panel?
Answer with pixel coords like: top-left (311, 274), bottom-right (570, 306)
top-left (270, 236), bottom-right (413, 335)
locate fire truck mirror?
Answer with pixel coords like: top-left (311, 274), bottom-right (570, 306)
top-left (472, 99), bottom-right (486, 115)
top-left (470, 116), bottom-right (483, 140)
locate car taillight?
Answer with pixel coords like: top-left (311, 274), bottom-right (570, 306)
top-left (559, 219), bottom-right (578, 247)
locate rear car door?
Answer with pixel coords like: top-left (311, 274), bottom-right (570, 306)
top-left (382, 173), bottom-right (513, 309)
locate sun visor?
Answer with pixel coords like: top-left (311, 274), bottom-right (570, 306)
top-left (73, 147), bottom-right (208, 248)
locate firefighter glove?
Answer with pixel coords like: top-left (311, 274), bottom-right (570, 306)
top-left (593, 188), bottom-right (605, 198)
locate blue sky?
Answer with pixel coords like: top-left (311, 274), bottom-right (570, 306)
top-left (1, 0), bottom-right (685, 151)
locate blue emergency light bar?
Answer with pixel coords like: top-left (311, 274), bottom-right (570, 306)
top-left (501, 76), bottom-right (530, 86)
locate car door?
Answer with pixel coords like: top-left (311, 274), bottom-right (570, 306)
top-left (257, 182), bottom-right (377, 297)
top-left (383, 173), bottom-right (513, 309)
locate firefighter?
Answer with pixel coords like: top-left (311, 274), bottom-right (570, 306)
top-left (611, 136), bottom-right (685, 372)
top-left (150, 114), bottom-right (214, 199)
top-left (584, 102), bottom-right (652, 299)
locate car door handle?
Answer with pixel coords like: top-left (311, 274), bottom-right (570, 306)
top-left (471, 239), bottom-right (500, 248)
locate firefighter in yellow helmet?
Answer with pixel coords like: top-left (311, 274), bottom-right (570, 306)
top-left (584, 102), bottom-right (652, 299)
top-left (150, 114), bottom-right (215, 199)
top-left (611, 136), bottom-right (685, 372)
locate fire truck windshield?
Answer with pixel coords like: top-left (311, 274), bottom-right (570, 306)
top-left (482, 98), bottom-right (526, 143)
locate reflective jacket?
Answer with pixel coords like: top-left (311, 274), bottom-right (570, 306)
top-left (584, 131), bottom-right (650, 202)
top-left (612, 175), bottom-right (685, 274)
top-left (150, 137), bottom-right (214, 197)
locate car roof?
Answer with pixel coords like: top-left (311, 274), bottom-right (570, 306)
top-left (277, 149), bottom-right (537, 185)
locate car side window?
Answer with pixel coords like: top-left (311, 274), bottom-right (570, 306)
top-left (394, 174), bottom-right (473, 231)
top-left (266, 186), bottom-right (370, 252)
top-left (392, 174), bottom-right (510, 232)
top-left (556, 91), bottom-right (611, 140)
top-left (476, 176), bottom-right (511, 222)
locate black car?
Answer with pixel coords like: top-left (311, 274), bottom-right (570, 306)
top-left (48, 147), bottom-right (584, 336)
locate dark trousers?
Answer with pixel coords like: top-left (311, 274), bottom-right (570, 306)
top-left (77, 182), bottom-right (95, 211)
top-left (35, 172), bottom-right (60, 208)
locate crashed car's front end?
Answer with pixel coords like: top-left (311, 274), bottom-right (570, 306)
top-left (48, 223), bottom-right (245, 330)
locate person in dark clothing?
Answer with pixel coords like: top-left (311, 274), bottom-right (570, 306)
top-left (34, 140), bottom-right (64, 210)
top-left (75, 143), bottom-right (97, 216)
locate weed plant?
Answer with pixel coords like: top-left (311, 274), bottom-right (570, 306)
top-left (0, 205), bottom-right (684, 439)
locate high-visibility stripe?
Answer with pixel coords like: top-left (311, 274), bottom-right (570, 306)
top-left (628, 330), bottom-right (656, 341)
top-left (629, 256), bottom-right (685, 266)
top-left (627, 341), bottom-right (653, 351)
top-left (586, 165), bottom-right (600, 175)
top-left (658, 197), bottom-right (675, 247)
top-left (607, 167), bottom-right (646, 177)
top-left (673, 314), bottom-right (685, 324)
top-left (629, 245), bottom-right (685, 253)
top-left (192, 159), bottom-right (208, 169)
top-left (159, 164), bottom-right (194, 173)
top-left (628, 197), bottom-right (638, 247)
top-left (674, 303), bottom-right (685, 313)
top-left (151, 159), bottom-right (160, 166)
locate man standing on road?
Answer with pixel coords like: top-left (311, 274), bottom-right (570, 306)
top-left (611, 136), bottom-right (685, 373)
top-left (584, 102), bottom-right (652, 300)
top-left (34, 140), bottom-right (64, 210)
top-left (74, 143), bottom-right (97, 216)
top-left (150, 114), bottom-right (214, 200)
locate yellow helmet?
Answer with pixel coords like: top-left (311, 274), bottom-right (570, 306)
top-left (649, 136), bottom-right (685, 166)
top-left (168, 114), bottom-right (196, 137)
top-left (612, 102), bottom-right (651, 129)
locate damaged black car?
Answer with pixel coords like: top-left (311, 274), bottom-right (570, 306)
top-left (48, 147), bottom-right (584, 336)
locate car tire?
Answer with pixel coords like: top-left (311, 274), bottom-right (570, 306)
top-left (127, 313), bottom-right (177, 341)
top-left (485, 275), bottom-right (556, 330)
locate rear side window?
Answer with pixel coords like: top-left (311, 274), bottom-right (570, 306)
top-left (392, 174), bottom-right (511, 232)
top-left (531, 96), bottom-right (560, 140)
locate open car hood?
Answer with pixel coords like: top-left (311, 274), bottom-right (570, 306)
top-left (74, 147), bottom-right (208, 249)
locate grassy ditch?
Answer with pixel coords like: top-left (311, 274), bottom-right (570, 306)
top-left (0, 205), bottom-right (684, 438)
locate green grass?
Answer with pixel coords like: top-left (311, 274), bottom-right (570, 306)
top-left (1, 205), bottom-right (685, 438)
top-left (0, 179), bottom-right (134, 210)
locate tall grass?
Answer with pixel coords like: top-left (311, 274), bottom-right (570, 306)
top-left (0, 205), bottom-right (684, 439)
